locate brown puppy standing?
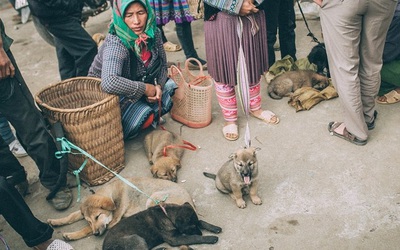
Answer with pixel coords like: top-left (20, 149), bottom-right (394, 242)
top-left (144, 130), bottom-right (185, 182)
top-left (204, 147), bottom-right (261, 209)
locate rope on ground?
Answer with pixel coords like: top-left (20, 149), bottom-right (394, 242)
top-left (54, 137), bottom-right (168, 205)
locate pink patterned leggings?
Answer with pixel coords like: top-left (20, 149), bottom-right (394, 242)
top-left (214, 82), bottom-right (261, 122)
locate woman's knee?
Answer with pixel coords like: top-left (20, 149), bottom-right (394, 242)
top-left (164, 78), bottom-right (178, 93)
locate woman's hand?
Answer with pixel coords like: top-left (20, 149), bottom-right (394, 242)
top-left (0, 48), bottom-right (15, 79)
top-left (145, 84), bottom-right (162, 103)
top-left (239, 0), bottom-right (259, 16)
top-left (313, 0), bottom-right (322, 7)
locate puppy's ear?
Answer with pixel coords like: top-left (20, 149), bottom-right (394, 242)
top-left (253, 147), bottom-right (261, 156)
top-left (82, 195), bottom-right (115, 211)
top-left (151, 167), bottom-right (158, 178)
top-left (101, 197), bottom-right (116, 211)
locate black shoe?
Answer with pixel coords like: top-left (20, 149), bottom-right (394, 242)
top-left (49, 187), bottom-right (73, 210)
top-left (187, 58), bottom-right (207, 70)
top-left (366, 110), bottom-right (378, 130)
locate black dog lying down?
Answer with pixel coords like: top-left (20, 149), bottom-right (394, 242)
top-left (102, 202), bottom-right (221, 250)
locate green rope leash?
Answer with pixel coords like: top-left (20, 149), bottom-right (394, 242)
top-left (54, 137), bottom-right (168, 204)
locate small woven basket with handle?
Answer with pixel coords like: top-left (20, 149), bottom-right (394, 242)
top-left (170, 58), bottom-right (213, 128)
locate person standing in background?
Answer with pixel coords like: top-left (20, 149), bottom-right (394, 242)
top-left (0, 176), bottom-right (74, 249)
top-left (264, 0), bottom-right (297, 67)
top-left (204, 0), bottom-right (279, 141)
top-left (0, 18), bottom-right (72, 210)
top-left (314, 0), bottom-right (397, 145)
top-left (376, 0), bottom-right (400, 104)
top-left (27, 0), bottom-right (97, 80)
top-left (149, 0), bottom-right (207, 70)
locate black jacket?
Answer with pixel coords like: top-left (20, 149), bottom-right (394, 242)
top-left (27, 0), bottom-right (83, 22)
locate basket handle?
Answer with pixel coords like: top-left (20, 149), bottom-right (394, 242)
top-left (170, 65), bottom-right (185, 86)
top-left (169, 64), bottom-right (186, 100)
top-left (184, 58), bottom-right (205, 76)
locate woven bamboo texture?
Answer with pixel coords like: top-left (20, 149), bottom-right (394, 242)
top-left (170, 58), bottom-right (213, 128)
top-left (35, 77), bottom-right (124, 186)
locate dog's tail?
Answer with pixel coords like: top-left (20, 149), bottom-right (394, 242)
top-left (268, 91), bottom-right (283, 100)
top-left (203, 172), bottom-right (216, 180)
top-left (267, 82), bottom-right (283, 100)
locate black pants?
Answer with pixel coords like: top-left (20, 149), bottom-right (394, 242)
top-left (39, 16), bottom-right (97, 80)
top-left (158, 22), bottom-right (202, 60)
top-left (0, 50), bottom-right (65, 193)
top-left (264, 0), bottom-right (297, 66)
top-left (0, 135), bottom-right (26, 185)
top-left (0, 176), bottom-right (53, 247)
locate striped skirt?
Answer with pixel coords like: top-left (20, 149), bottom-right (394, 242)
top-left (120, 79), bottom-right (177, 139)
top-left (149, 0), bottom-right (195, 25)
top-left (204, 11), bottom-right (268, 87)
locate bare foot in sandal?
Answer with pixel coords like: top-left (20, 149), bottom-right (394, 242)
top-left (328, 122), bottom-right (367, 146)
top-left (376, 88), bottom-right (400, 104)
top-left (250, 109), bottom-right (279, 124)
top-left (222, 122), bottom-right (238, 141)
top-left (163, 41), bottom-right (182, 52)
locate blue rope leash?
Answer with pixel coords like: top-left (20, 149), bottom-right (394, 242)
top-left (55, 137), bottom-right (168, 204)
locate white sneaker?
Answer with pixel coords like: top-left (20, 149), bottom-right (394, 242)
top-left (9, 139), bottom-right (28, 158)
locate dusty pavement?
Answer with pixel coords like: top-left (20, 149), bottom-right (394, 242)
top-left (1, 2), bottom-right (400, 250)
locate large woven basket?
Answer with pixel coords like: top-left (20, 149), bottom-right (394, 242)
top-left (170, 58), bottom-right (213, 128)
top-left (35, 77), bottom-right (125, 186)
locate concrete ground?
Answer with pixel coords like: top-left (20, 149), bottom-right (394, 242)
top-left (1, 3), bottom-right (400, 250)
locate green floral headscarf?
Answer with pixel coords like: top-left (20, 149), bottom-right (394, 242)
top-left (110, 0), bottom-right (156, 57)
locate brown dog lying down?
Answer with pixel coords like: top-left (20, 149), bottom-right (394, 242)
top-left (47, 177), bottom-right (194, 241)
top-left (268, 70), bottom-right (329, 99)
top-left (144, 129), bottom-right (186, 182)
top-left (102, 202), bottom-right (221, 250)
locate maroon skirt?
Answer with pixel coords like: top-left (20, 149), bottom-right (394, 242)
top-left (204, 11), bottom-right (268, 87)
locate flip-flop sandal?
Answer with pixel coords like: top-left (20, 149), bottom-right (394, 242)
top-left (250, 110), bottom-right (280, 124)
top-left (376, 90), bottom-right (400, 104)
top-left (328, 122), bottom-right (367, 146)
top-left (163, 41), bottom-right (182, 52)
top-left (222, 123), bottom-right (239, 141)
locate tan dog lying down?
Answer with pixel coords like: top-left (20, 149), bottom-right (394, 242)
top-left (47, 177), bottom-right (193, 241)
top-left (144, 129), bottom-right (186, 182)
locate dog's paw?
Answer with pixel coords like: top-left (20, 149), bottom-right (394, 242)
top-left (236, 199), bottom-right (246, 209)
top-left (47, 218), bottom-right (61, 226)
top-left (203, 235), bottom-right (219, 244)
top-left (251, 196), bottom-right (262, 205)
top-left (63, 233), bottom-right (74, 241)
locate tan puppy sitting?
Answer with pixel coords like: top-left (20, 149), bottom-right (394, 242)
top-left (144, 130), bottom-right (185, 182)
top-left (204, 147), bottom-right (261, 209)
